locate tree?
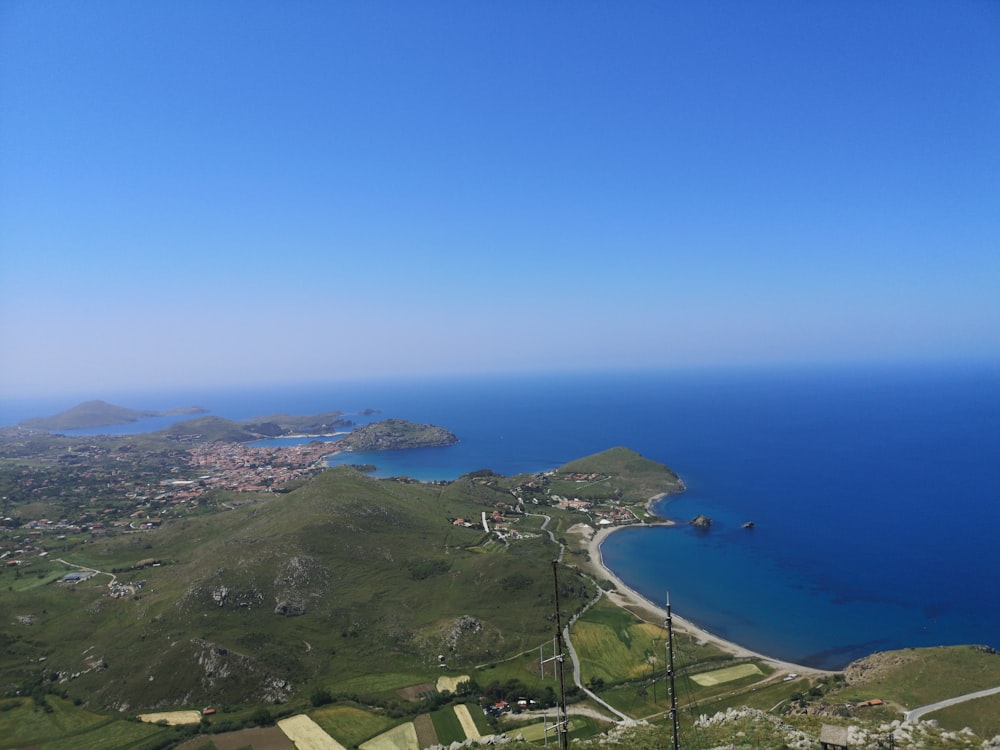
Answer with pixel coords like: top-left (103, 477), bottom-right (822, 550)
top-left (310, 688), bottom-right (333, 707)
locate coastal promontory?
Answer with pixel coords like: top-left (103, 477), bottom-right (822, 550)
top-left (335, 418), bottom-right (458, 451)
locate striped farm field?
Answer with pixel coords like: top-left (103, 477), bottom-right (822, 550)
top-left (359, 721), bottom-right (419, 750)
top-left (453, 704), bottom-right (480, 740)
top-left (690, 663), bottom-right (763, 686)
top-left (278, 714), bottom-right (346, 750)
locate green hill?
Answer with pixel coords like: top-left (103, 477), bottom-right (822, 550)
top-left (336, 419), bottom-right (458, 450)
top-left (157, 415), bottom-right (258, 442)
top-left (0, 464), bottom-right (591, 711)
top-left (242, 410), bottom-right (354, 436)
top-left (553, 446), bottom-right (685, 501)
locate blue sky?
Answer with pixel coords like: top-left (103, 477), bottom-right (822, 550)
top-left (2, 1), bottom-right (998, 397)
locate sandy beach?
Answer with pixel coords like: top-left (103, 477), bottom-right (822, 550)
top-left (582, 522), bottom-right (833, 676)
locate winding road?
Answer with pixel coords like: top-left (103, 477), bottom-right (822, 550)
top-left (904, 685), bottom-right (1000, 723)
top-left (523, 509), bottom-right (632, 724)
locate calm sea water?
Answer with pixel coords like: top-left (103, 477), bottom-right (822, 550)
top-left (2, 364), bottom-right (998, 669)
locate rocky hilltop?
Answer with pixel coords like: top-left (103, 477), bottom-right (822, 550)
top-left (336, 418), bottom-right (458, 451)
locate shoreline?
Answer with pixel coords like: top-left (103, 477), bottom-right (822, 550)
top-left (584, 520), bottom-right (834, 676)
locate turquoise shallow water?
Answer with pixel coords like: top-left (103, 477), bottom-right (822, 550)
top-left (4, 364), bottom-right (998, 668)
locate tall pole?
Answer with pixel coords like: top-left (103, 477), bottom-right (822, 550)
top-left (551, 560), bottom-right (570, 750)
top-left (666, 592), bottom-right (679, 750)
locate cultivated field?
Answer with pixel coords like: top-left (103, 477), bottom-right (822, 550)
top-left (453, 704), bottom-right (480, 739)
top-left (311, 705), bottom-right (396, 748)
top-left (396, 682), bottom-right (435, 701)
top-left (137, 710), bottom-right (203, 725)
top-left (516, 717), bottom-right (585, 742)
top-left (690, 663), bottom-right (763, 686)
top-left (277, 714), bottom-right (346, 750)
top-left (191, 726), bottom-right (293, 750)
top-left (359, 721), bottom-right (419, 750)
top-left (412, 713), bottom-right (437, 748)
top-left (436, 674), bottom-right (470, 693)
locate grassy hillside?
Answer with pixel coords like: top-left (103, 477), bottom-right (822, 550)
top-left (0, 464), bottom-right (592, 712)
top-left (842, 645), bottom-right (1000, 707)
top-left (6, 447), bottom-right (1000, 748)
top-left (554, 447), bottom-right (685, 502)
top-left (157, 416), bottom-right (259, 442)
top-left (336, 419), bottom-right (458, 450)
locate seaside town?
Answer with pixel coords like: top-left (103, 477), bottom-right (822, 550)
top-left (0, 426), bottom-right (645, 573)
top-left (0, 431), bottom-right (344, 564)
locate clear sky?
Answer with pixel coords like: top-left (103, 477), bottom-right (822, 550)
top-left (2, 1), bottom-right (998, 397)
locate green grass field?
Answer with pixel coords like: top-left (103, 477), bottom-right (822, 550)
top-left (0, 697), bottom-right (167, 750)
top-left (927, 693), bottom-right (1000, 738)
top-left (690, 663), bottom-right (762, 686)
top-left (429, 704), bottom-right (466, 744)
top-left (836, 647), bottom-right (1000, 710)
top-left (310, 705), bottom-right (395, 747)
top-left (511, 716), bottom-right (587, 742)
top-left (358, 721), bottom-right (418, 750)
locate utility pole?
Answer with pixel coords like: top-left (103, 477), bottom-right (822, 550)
top-left (541, 560), bottom-right (570, 750)
top-left (666, 592), bottom-right (680, 750)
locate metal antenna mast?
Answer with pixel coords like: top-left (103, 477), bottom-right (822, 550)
top-left (541, 560), bottom-right (570, 750)
top-left (666, 592), bottom-right (680, 750)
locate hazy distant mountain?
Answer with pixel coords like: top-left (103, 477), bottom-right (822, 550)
top-left (17, 400), bottom-right (206, 431)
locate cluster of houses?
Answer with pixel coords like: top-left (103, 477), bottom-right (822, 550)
top-left (450, 501), bottom-right (526, 541)
top-left (184, 440), bottom-right (339, 492)
top-left (551, 495), bottom-right (639, 526)
top-left (483, 698), bottom-right (540, 717)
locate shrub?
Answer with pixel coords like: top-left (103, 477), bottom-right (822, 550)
top-left (310, 688), bottom-right (333, 707)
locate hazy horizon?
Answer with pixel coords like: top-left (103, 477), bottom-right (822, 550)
top-left (2, 2), bottom-right (998, 397)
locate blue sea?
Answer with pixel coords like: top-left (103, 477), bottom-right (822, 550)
top-left (2, 364), bottom-right (998, 670)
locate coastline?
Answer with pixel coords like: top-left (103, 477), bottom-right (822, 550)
top-left (584, 521), bottom-right (833, 676)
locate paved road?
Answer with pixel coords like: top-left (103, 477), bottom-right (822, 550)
top-left (523, 509), bottom-right (630, 723)
top-left (524, 511), bottom-right (560, 561)
top-left (904, 685), bottom-right (1000, 723)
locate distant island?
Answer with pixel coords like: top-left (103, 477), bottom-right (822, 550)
top-left (15, 401), bottom-right (388, 439)
top-left (159, 414), bottom-right (455, 450)
top-left (13, 401), bottom-right (454, 454)
top-left (17, 400), bottom-right (207, 431)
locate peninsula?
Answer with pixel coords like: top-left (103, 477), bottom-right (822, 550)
top-left (335, 417), bottom-right (458, 451)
